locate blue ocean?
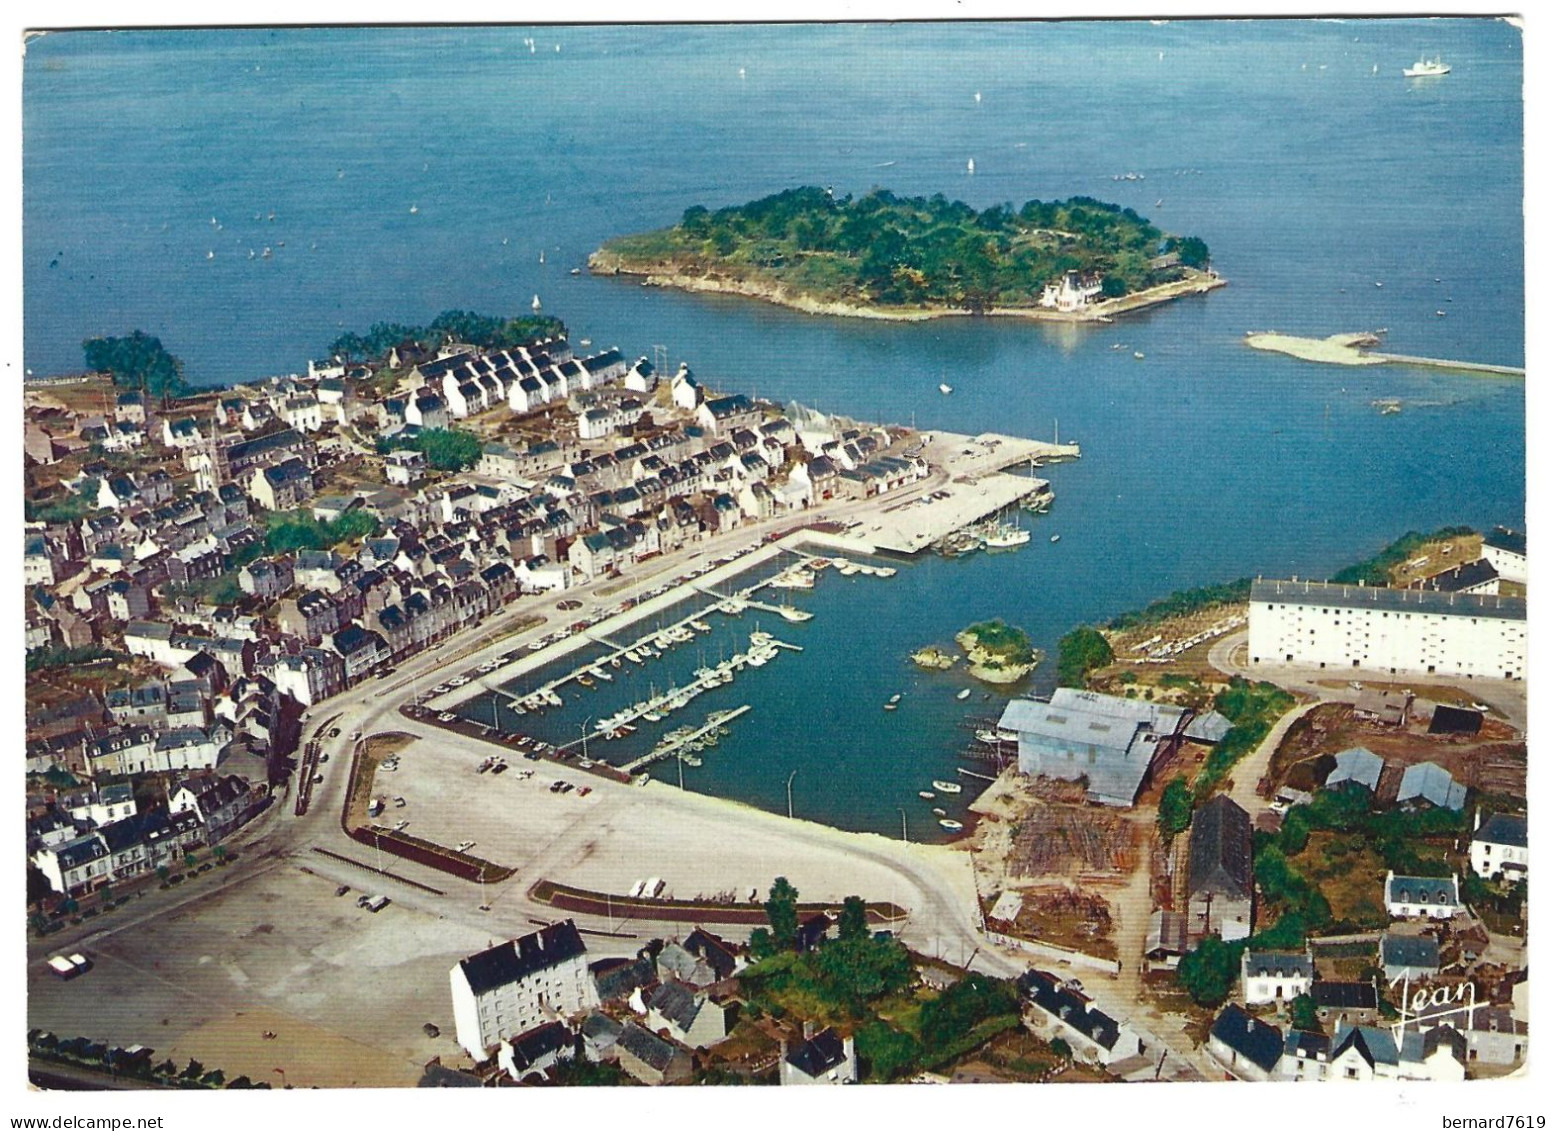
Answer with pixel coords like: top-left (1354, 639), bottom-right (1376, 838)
top-left (22, 20), bottom-right (1524, 835)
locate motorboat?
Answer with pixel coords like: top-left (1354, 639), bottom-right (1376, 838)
top-left (939, 819), bottom-right (965, 832)
top-left (919, 790), bottom-right (936, 800)
top-left (1404, 55), bottom-right (1450, 77)
top-left (932, 780), bottom-right (963, 794)
top-left (956, 688), bottom-right (972, 701)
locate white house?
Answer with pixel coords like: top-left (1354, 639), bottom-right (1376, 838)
top-left (1471, 812), bottom-right (1527, 881)
top-left (670, 364), bottom-right (702, 410)
top-left (1480, 528), bottom-right (1525, 584)
top-left (1385, 871), bottom-right (1462, 920)
top-left (1206, 1005), bottom-right (1285, 1082)
top-left (781, 1028), bottom-right (857, 1085)
top-left (1328, 1025), bottom-right (1465, 1082)
top-left (1241, 949), bottom-right (1314, 1006)
top-left (1249, 579), bottom-right (1525, 681)
top-left (1038, 271), bottom-right (1104, 312)
top-left (1018, 970), bottom-right (1145, 1068)
top-left (449, 920), bottom-right (598, 1060)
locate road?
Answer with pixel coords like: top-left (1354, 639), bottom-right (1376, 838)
top-left (31, 446), bottom-right (1231, 1081)
top-left (1210, 629), bottom-right (1527, 734)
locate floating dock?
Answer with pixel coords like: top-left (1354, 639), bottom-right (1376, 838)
top-left (621, 705), bottom-right (752, 774)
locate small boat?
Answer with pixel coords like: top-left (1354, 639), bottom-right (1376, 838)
top-left (409, 204), bottom-right (419, 214)
top-left (570, 267), bottom-right (581, 275)
top-left (938, 819), bottom-right (964, 832)
top-left (578, 675), bottom-right (595, 688)
top-left (933, 807), bottom-right (948, 817)
top-left (532, 294), bottom-right (542, 311)
top-left (778, 605), bottom-right (813, 623)
top-left (644, 711), bottom-right (663, 722)
top-left (1133, 351), bottom-right (1145, 360)
top-left (956, 688), bottom-right (971, 701)
top-left (539, 250), bottom-right (545, 263)
top-left (939, 383), bottom-right (953, 395)
top-left (1050, 534), bottom-right (1061, 543)
top-left (1404, 55), bottom-right (1450, 78)
top-left (919, 790), bottom-right (936, 800)
top-left (932, 780), bottom-right (964, 794)
top-left (889, 693), bottom-right (902, 705)
top-left (967, 158), bottom-right (976, 175)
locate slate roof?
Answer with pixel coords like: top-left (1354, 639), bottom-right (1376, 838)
top-left (683, 928), bottom-right (739, 980)
top-left (506, 1021), bottom-right (571, 1069)
top-left (1187, 795), bottom-right (1253, 900)
top-left (1251, 578), bottom-right (1524, 621)
top-left (1381, 933), bottom-right (1440, 971)
top-left (1311, 981), bottom-right (1378, 1010)
top-left (1210, 1004), bottom-right (1284, 1073)
top-left (1475, 813), bottom-right (1527, 849)
top-left (1482, 527), bottom-right (1525, 556)
top-left (786, 1028), bottom-right (849, 1077)
top-left (1417, 558), bottom-right (1500, 593)
top-left (1018, 970), bottom-right (1122, 1051)
top-left (1244, 951), bottom-right (1312, 979)
top-left (647, 981), bottom-right (702, 1032)
top-left (457, 920), bottom-right (588, 996)
top-left (617, 1021), bottom-right (676, 1072)
top-left (1387, 873), bottom-right (1459, 907)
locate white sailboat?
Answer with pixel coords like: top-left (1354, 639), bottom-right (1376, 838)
top-left (966, 158), bottom-right (976, 175)
top-left (939, 383), bottom-right (953, 395)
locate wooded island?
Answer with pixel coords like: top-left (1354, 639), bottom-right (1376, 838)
top-left (591, 186), bottom-right (1217, 319)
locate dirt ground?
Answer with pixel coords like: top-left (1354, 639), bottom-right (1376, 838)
top-left (1268, 701), bottom-right (1526, 799)
top-left (1001, 886), bottom-right (1118, 961)
top-left (1096, 603), bottom-right (1247, 691)
top-left (27, 864), bottom-right (496, 1087)
top-left (1386, 534), bottom-right (1484, 588)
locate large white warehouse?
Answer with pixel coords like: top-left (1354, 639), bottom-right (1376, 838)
top-left (1248, 579), bottom-right (1524, 681)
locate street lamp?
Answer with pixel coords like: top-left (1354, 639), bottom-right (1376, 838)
top-left (786, 769), bottom-right (798, 820)
top-left (579, 718), bottom-right (592, 762)
top-left (896, 807), bottom-right (908, 844)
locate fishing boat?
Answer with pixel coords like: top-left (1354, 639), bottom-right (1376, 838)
top-left (956, 688), bottom-right (971, 701)
top-left (932, 780), bottom-right (963, 794)
top-left (919, 790), bottom-right (937, 800)
top-left (1404, 55), bottom-right (1450, 77)
top-left (982, 521), bottom-right (1031, 549)
top-left (939, 819), bottom-right (965, 832)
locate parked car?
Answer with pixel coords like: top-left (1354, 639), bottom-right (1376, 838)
top-left (335, 885), bottom-right (351, 897)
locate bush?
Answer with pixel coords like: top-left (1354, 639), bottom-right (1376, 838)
top-left (1056, 626), bottom-right (1114, 687)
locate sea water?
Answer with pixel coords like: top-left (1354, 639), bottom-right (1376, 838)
top-left (24, 20), bottom-right (1524, 835)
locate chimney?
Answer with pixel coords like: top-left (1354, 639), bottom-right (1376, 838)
top-left (802, 1020), bottom-right (815, 1041)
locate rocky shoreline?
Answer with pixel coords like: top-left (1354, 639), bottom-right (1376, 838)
top-left (589, 249), bottom-right (1225, 325)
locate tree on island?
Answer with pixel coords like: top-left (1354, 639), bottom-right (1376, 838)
top-left (82, 331), bottom-right (188, 404)
top-left (599, 186), bottom-right (1211, 312)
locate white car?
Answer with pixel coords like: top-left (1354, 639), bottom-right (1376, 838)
top-left (455, 840), bottom-right (476, 852)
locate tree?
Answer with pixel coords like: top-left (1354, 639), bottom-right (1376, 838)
top-left (1176, 236), bottom-right (1210, 269)
top-left (1158, 778), bottom-right (1193, 840)
top-left (856, 1020), bottom-right (921, 1082)
top-left (1290, 993), bottom-right (1319, 1033)
top-left (82, 331), bottom-right (187, 403)
top-left (1177, 935), bottom-right (1242, 1007)
top-left (1048, 1037), bottom-right (1072, 1059)
top-left (748, 928), bottom-right (776, 961)
top-left (764, 877), bottom-right (799, 950)
top-left (838, 895), bottom-right (868, 942)
top-left (1055, 626), bottom-right (1114, 687)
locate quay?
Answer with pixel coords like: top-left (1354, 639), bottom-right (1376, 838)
top-left (620, 705), bottom-right (753, 774)
top-left (1245, 331), bottom-right (1524, 377)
